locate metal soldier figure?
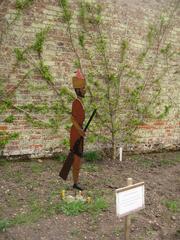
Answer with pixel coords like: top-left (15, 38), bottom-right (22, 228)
top-left (59, 69), bottom-right (96, 190)
top-left (70, 69), bottom-right (86, 190)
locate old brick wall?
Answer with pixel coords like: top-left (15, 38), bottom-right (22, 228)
top-left (0, 0), bottom-right (179, 158)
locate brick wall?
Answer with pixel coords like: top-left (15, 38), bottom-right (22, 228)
top-left (0, 0), bottom-right (179, 158)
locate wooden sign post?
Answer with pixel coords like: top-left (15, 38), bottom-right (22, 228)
top-left (116, 178), bottom-right (145, 240)
top-left (125, 178), bottom-right (133, 240)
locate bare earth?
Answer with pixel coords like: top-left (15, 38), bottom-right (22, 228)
top-left (0, 151), bottom-right (180, 240)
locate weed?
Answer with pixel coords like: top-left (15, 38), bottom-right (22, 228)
top-left (132, 152), bottom-right (180, 168)
top-left (55, 197), bottom-right (108, 216)
top-left (54, 154), bottom-right (66, 163)
top-left (13, 170), bottom-right (24, 183)
top-left (0, 200), bottom-right (46, 232)
top-left (88, 197), bottom-right (108, 216)
top-left (0, 219), bottom-right (11, 232)
top-left (132, 155), bottom-right (154, 168)
top-left (16, 0), bottom-right (34, 10)
top-left (163, 200), bottom-right (180, 213)
top-left (0, 159), bottom-right (9, 167)
top-left (83, 163), bottom-right (99, 172)
top-left (174, 229), bottom-right (180, 238)
top-left (30, 162), bottom-right (44, 173)
top-left (158, 157), bottom-right (180, 166)
top-left (84, 151), bottom-right (102, 162)
top-left (0, 195), bottom-right (108, 232)
top-left (55, 200), bottom-right (87, 216)
top-left (6, 195), bottom-right (20, 208)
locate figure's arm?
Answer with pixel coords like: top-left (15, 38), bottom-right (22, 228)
top-left (71, 116), bottom-right (85, 137)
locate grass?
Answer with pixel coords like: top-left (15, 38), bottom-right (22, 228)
top-left (6, 195), bottom-right (20, 208)
top-left (131, 155), bottom-right (154, 168)
top-left (163, 200), bottom-right (180, 213)
top-left (158, 157), bottom-right (180, 166)
top-left (0, 194), bottom-right (108, 232)
top-left (53, 153), bottom-right (67, 163)
top-left (1, 151), bottom-right (179, 234)
top-left (55, 197), bottom-right (108, 216)
top-left (0, 201), bottom-right (48, 232)
top-left (56, 200), bottom-right (87, 216)
top-left (0, 219), bottom-right (11, 232)
top-left (0, 207), bottom-right (45, 232)
top-left (2, 168), bottom-right (24, 183)
top-left (0, 159), bottom-right (9, 167)
top-left (13, 170), bottom-right (24, 183)
top-left (53, 151), bottom-right (102, 166)
top-left (132, 152), bottom-right (180, 168)
top-left (87, 197), bottom-right (108, 215)
top-left (30, 162), bottom-right (44, 173)
top-left (83, 150), bottom-right (102, 162)
top-left (174, 229), bottom-right (180, 238)
top-left (83, 162), bottom-right (99, 172)
top-left (53, 150), bottom-right (102, 172)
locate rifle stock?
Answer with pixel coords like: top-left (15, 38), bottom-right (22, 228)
top-left (59, 109), bottom-right (96, 180)
top-left (59, 151), bottom-right (74, 180)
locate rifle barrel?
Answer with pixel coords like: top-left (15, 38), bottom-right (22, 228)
top-left (84, 109), bottom-right (97, 132)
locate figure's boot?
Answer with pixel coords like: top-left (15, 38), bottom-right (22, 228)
top-left (73, 183), bottom-right (84, 191)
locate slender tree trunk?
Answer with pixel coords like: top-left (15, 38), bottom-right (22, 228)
top-left (112, 133), bottom-right (116, 161)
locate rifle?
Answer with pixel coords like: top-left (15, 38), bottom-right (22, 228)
top-left (59, 109), bottom-right (97, 180)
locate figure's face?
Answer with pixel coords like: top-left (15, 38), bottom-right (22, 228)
top-left (80, 86), bottom-right (86, 98)
top-left (75, 86), bottom-right (86, 98)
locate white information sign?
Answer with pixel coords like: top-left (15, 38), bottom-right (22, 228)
top-left (116, 182), bottom-right (145, 218)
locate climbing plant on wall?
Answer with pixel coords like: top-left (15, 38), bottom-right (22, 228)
top-left (0, 0), bottom-right (179, 158)
top-left (0, 0), bottom-right (73, 153)
top-left (59, 0), bottom-right (179, 159)
top-left (0, 0), bottom-right (36, 151)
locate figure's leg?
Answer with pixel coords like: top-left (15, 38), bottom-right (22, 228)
top-left (72, 154), bottom-right (81, 184)
top-left (72, 155), bottom-right (83, 190)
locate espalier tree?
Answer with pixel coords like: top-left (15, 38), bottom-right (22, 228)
top-left (59, 0), bottom-right (179, 159)
top-left (0, 23), bottom-right (74, 150)
top-left (0, 0), bottom-right (36, 150)
top-left (0, 0), bottom-right (73, 152)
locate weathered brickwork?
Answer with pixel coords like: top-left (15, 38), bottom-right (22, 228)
top-left (0, 0), bottom-right (179, 158)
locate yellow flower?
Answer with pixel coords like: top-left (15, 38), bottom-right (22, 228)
top-left (60, 190), bottom-right (65, 200)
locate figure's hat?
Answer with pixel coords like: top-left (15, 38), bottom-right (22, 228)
top-left (72, 69), bottom-right (86, 88)
top-left (76, 69), bottom-right (85, 80)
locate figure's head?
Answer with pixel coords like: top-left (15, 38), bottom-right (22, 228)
top-left (72, 69), bottom-right (86, 98)
top-left (74, 87), bottom-right (86, 98)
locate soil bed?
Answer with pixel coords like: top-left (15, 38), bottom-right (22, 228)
top-left (0, 151), bottom-right (180, 240)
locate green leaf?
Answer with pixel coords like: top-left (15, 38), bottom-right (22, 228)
top-left (59, 0), bottom-right (68, 8)
top-left (74, 59), bottom-right (81, 68)
top-left (78, 32), bottom-right (85, 48)
top-left (4, 115), bottom-right (15, 123)
top-left (14, 48), bottom-right (26, 62)
top-left (15, 0), bottom-right (34, 10)
top-left (39, 61), bottom-right (54, 83)
top-left (32, 27), bottom-right (50, 54)
top-left (160, 43), bottom-right (172, 55)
